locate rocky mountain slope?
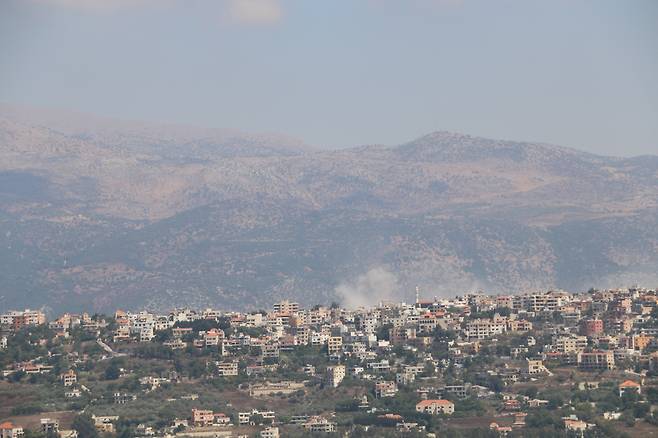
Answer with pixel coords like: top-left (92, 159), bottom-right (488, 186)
top-left (1, 106), bottom-right (657, 313)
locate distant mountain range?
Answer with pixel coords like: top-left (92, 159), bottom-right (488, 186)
top-left (1, 105), bottom-right (657, 313)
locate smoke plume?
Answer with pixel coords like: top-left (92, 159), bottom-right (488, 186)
top-left (335, 267), bottom-right (399, 309)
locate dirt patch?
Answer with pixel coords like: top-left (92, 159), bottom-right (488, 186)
top-left (1, 411), bottom-right (77, 431)
top-left (445, 415), bottom-right (515, 430)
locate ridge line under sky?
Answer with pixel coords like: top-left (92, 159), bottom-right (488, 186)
top-left (1, 0), bottom-right (657, 156)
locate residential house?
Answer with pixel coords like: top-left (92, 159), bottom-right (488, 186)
top-left (0, 423), bottom-right (24, 438)
top-left (415, 399), bottom-right (455, 415)
top-left (618, 380), bottom-right (641, 397)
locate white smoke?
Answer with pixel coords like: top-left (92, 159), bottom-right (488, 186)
top-left (586, 270), bottom-right (658, 292)
top-left (336, 267), bottom-right (400, 309)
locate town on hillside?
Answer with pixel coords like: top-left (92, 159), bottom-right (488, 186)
top-left (1, 287), bottom-right (658, 437)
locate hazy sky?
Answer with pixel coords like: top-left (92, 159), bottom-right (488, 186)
top-left (1, 0), bottom-right (657, 155)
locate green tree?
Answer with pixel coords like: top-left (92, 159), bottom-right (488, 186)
top-left (104, 361), bottom-right (121, 380)
top-left (72, 414), bottom-right (99, 438)
top-left (620, 410), bottom-right (635, 427)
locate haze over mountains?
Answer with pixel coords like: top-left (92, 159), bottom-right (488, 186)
top-left (1, 105), bottom-right (657, 314)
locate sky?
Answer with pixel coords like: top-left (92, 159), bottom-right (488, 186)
top-left (1, 0), bottom-right (657, 156)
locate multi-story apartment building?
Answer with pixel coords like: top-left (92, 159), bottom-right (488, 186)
top-left (374, 381), bottom-right (398, 398)
top-left (367, 360), bottom-right (391, 372)
top-left (494, 295), bottom-right (514, 309)
top-left (581, 319), bottom-right (604, 337)
top-left (272, 300), bottom-right (300, 315)
top-left (440, 385), bottom-right (468, 399)
top-left (191, 409), bottom-right (214, 426)
top-left (215, 361), bottom-right (239, 377)
top-left (261, 343), bottom-right (280, 359)
top-left (389, 327), bottom-right (417, 345)
top-left (577, 350), bottom-right (615, 370)
top-left (524, 358), bottom-right (547, 375)
top-left (1, 309), bottom-right (46, 330)
top-left (203, 329), bottom-right (224, 347)
top-left (513, 292), bottom-right (566, 312)
top-left (327, 336), bottom-right (343, 354)
top-left (61, 369), bottom-right (77, 387)
top-left (465, 319), bottom-right (506, 340)
top-left (326, 365), bottom-right (345, 388)
top-left (552, 335), bottom-right (588, 353)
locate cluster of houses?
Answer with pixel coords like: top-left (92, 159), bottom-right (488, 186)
top-left (1, 286), bottom-right (657, 437)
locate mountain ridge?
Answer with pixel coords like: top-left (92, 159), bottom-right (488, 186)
top-left (0, 107), bottom-right (657, 313)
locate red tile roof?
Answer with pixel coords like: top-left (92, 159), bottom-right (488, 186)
top-left (416, 399), bottom-right (453, 407)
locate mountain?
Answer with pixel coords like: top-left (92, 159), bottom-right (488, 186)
top-left (1, 105), bottom-right (657, 313)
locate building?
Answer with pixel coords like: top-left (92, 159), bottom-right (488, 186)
top-left (249, 381), bottom-right (305, 397)
top-left (396, 371), bottom-right (415, 385)
top-left (507, 319), bottom-right (533, 332)
top-left (213, 414), bottom-right (230, 425)
top-left (40, 419), bottom-right (59, 435)
top-left (496, 295), bottom-right (514, 309)
top-left (415, 399), bottom-right (455, 415)
top-left (327, 336), bottom-right (343, 354)
top-left (618, 380), bottom-right (641, 397)
top-left (203, 329), bottom-right (224, 347)
top-left (113, 393), bottom-right (136, 404)
top-left (216, 361), bottom-right (239, 377)
top-left (489, 422), bottom-right (513, 435)
top-left (524, 358), bottom-right (547, 375)
top-left (0, 309), bottom-right (46, 330)
top-left (513, 293), bottom-right (565, 312)
top-left (61, 369), bottom-right (77, 386)
top-left (367, 360), bottom-right (390, 372)
top-left (632, 334), bottom-right (653, 352)
top-left (577, 351), bottom-right (615, 370)
top-left (553, 335), bottom-right (588, 353)
top-left (261, 343), bottom-right (280, 359)
top-left (563, 416), bottom-right (590, 437)
top-left (192, 409), bottom-right (215, 426)
top-left (374, 381), bottom-right (398, 398)
top-left (92, 416), bottom-right (118, 434)
top-left (389, 327), bottom-right (417, 345)
top-left (303, 417), bottom-right (336, 433)
top-left (260, 427), bottom-right (279, 438)
top-left (465, 319), bottom-right (506, 340)
top-left (441, 385), bottom-right (468, 399)
top-left (0, 422), bottom-right (24, 438)
top-left (326, 365), bottom-right (345, 388)
top-left (238, 410), bottom-right (275, 426)
top-left (273, 300), bottom-right (299, 314)
top-left (581, 319), bottom-right (604, 337)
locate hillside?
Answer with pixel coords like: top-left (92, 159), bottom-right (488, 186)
top-left (1, 107), bottom-right (657, 313)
